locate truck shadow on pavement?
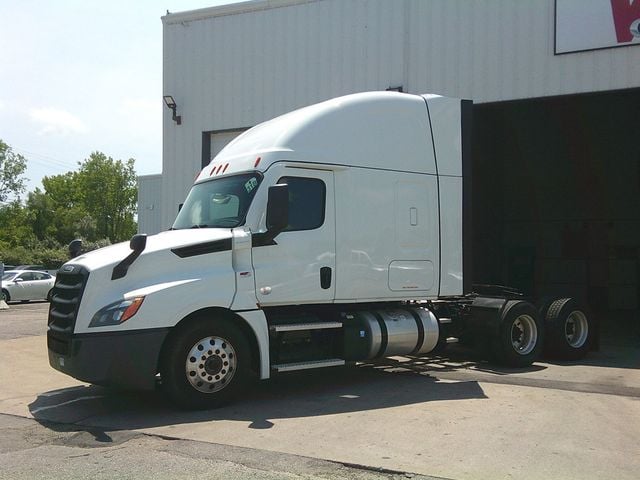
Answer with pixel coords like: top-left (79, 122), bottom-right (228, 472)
top-left (29, 340), bottom-right (639, 443)
top-left (28, 360), bottom-right (489, 439)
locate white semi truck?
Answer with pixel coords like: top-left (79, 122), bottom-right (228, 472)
top-left (48, 92), bottom-right (592, 408)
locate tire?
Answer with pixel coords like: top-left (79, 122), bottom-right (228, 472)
top-left (544, 298), bottom-right (591, 360)
top-left (536, 296), bottom-right (555, 321)
top-left (160, 316), bottom-right (254, 409)
top-left (1, 289), bottom-right (9, 302)
top-left (492, 300), bottom-right (543, 368)
top-left (47, 289), bottom-right (53, 302)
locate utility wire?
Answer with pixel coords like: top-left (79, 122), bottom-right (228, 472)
top-left (12, 146), bottom-right (78, 169)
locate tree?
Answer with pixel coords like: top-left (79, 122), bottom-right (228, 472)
top-left (0, 139), bottom-right (27, 202)
top-left (0, 148), bottom-right (136, 268)
top-left (77, 152), bottom-right (137, 242)
top-left (41, 172), bottom-right (82, 210)
top-left (37, 173), bottom-right (91, 244)
top-left (26, 188), bottom-right (57, 241)
top-left (34, 152), bottom-right (138, 244)
top-left (0, 200), bottom-right (35, 246)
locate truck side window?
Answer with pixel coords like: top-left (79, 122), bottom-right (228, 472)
top-left (278, 177), bottom-right (326, 231)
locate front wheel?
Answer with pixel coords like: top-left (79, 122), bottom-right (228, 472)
top-left (493, 300), bottom-right (544, 368)
top-left (1, 289), bottom-right (9, 302)
top-left (159, 317), bottom-right (254, 409)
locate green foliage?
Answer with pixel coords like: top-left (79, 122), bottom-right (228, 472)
top-left (0, 141), bottom-right (138, 266)
top-left (26, 189), bottom-right (56, 241)
top-left (26, 151), bottom-right (138, 245)
top-left (0, 242), bottom-right (66, 269)
top-left (82, 238), bottom-right (112, 252)
top-left (77, 152), bottom-right (138, 242)
top-left (0, 238), bottom-right (112, 270)
top-left (0, 201), bottom-right (36, 246)
top-left (0, 139), bottom-right (28, 202)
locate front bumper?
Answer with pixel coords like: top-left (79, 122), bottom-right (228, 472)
top-left (47, 327), bottom-right (169, 391)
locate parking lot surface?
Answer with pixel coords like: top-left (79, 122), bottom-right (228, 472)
top-left (1, 302), bottom-right (639, 479)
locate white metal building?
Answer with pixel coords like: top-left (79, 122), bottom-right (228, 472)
top-left (140, 0), bottom-right (640, 319)
top-left (136, 173), bottom-right (163, 235)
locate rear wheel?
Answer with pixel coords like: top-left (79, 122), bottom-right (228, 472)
top-left (160, 316), bottom-right (254, 409)
top-left (47, 289), bottom-right (53, 302)
top-left (536, 296), bottom-right (555, 322)
top-left (544, 298), bottom-right (591, 360)
top-left (493, 300), bottom-right (543, 367)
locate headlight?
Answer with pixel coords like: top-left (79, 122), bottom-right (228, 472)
top-left (89, 297), bottom-right (145, 328)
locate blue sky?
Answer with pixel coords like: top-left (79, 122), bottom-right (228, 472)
top-left (0, 0), bottom-right (240, 195)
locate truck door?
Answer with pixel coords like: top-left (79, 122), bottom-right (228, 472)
top-left (252, 170), bottom-right (335, 306)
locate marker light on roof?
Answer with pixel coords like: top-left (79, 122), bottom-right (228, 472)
top-left (254, 157), bottom-right (261, 167)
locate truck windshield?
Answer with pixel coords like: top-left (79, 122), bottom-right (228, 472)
top-left (172, 173), bottom-right (262, 229)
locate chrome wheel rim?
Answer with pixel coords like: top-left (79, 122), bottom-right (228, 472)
top-left (185, 336), bottom-right (236, 393)
top-left (511, 314), bottom-right (538, 355)
top-left (565, 310), bottom-right (589, 348)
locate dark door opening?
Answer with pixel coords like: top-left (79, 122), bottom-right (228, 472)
top-left (473, 88), bottom-right (640, 333)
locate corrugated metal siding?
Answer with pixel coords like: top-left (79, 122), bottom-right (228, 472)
top-left (160, 0), bottom-right (409, 227)
top-left (406, 0), bottom-right (640, 102)
top-left (174, 0), bottom-right (406, 125)
top-left (157, 0), bottom-right (640, 228)
top-left (137, 174), bottom-right (163, 234)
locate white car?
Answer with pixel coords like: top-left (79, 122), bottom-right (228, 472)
top-left (1, 270), bottom-right (56, 303)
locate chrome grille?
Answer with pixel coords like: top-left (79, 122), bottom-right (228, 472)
top-left (48, 266), bottom-right (89, 334)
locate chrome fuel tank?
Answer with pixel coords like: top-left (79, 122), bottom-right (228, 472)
top-left (342, 307), bottom-right (439, 360)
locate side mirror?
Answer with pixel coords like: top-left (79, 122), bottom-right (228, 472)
top-left (266, 184), bottom-right (289, 234)
top-left (14, 278), bottom-right (23, 283)
top-left (68, 239), bottom-right (83, 259)
top-left (111, 234), bottom-right (147, 281)
top-left (129, 234), bottom-right (147, 254)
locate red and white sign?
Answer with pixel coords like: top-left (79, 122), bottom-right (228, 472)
top-left (555, 0), bottom-right (640, 54)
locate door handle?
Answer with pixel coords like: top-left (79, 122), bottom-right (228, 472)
top-left (320, 267), bottom-right (332, 290)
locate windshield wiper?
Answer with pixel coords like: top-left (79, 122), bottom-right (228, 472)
top-left (168, 224), bottom-right (209, 230)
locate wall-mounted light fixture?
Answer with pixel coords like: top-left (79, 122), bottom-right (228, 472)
top-left (163, 95), bottom-right (182, 125)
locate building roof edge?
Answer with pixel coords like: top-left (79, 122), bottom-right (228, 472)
top-left (162, 0), bottom-right (320, 25)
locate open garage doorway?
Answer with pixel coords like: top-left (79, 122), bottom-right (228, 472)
top-left (473, 88), bottom-right (640, 338)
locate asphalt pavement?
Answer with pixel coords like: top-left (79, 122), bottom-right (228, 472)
top-left (0, 413), bottom-right (440, 480)
top-left (1, 302), bottom-right (639, 480)
top-left (0, 300), bottom-right (48, 339)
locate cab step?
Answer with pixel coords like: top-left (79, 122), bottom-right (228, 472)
top-left (271, 358), bottom-right (346, 372)
top-left (270, 322), bottom-right (342, 332)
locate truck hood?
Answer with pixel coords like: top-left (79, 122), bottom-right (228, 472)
top-left (67, 229), bottom-right (234, 272)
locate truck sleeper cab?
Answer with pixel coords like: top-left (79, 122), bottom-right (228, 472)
top-left (47, 92), bottom-right (593, 409)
